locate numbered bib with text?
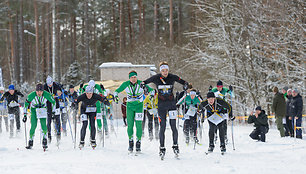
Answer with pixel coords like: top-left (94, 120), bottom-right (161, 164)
top-left (169, 110), bottom-right (178, 119)
top-left (135, 113), bottom-right (144, 121)
top-left (85, 107), bottom-right (96, 113)
top-left (96, 113), bottom-right (102, 119)
top-left (36, 108), bottom-right (47, 119)
top-left (148, 108), bottom-right (158, 116)
top-left (81, 114), bottom-right (88, 121)
top-left (55, 108), bottom-right (61, 115)
top-left (59, 102), bottom-right (65, 108)
top-left (62, 108), bottom-right (67, 114)
top-left (8, 114), bottom-right (15, 120)
top-left (208, 113), bottom-right (224, 125)
top-left (186, 106), bottom-right (197, 116)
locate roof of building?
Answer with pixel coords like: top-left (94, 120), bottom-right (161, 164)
top-left (99, 62), bottom-right (156, 70)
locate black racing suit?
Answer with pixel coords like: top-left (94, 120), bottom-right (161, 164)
top-left (76, 93), bottom-right (109, 142)
top-left (0, 90), bottom-right (24, 133)
top-left (199, 98), bottom-right (232, 148)
top-left (44, 82), bottom-right (63, 137)
top-left (143, 73), bottom-right (187, 148)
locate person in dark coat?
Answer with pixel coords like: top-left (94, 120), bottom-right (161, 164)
top-left (285, 89), bottom-right (294, 137)
top-left (272, 87), bottom-right (286, 137)
top-left (290, 89), bottom-right (303, 139)
top-left (248, 106), bottom-right (269, 142)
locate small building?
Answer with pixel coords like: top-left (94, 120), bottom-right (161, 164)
top-left (99, 62), bottom-right (156, 81)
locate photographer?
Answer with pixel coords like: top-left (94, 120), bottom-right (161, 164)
top-left (248, 106), bottom-right (269, 142)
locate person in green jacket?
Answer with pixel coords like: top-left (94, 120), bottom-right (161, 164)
top-left (114, 70), bottom-right (154, 153)
top-left (177, 89), bottom-right (202, 144)
top-left (80, 80), bottom-right (109, 137)
top-left (248, 106), bottom-right (269, 142)
top-left (272, 86), bottom-right (286, 137)
top-left (23, 83), bottom-right (56, 150)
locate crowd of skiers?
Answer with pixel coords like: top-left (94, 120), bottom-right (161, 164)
top-left (0, 61), bottom-right (304, 159)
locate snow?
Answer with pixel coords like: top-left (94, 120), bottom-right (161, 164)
top-left (0, 119), bottom-right (305, 174)
top-left (99, 62), bottom-right (156, 69)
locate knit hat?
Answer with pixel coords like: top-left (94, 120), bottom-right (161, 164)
top-left (36, 84), bottom-right (44, 91)
top-left (88, 80), bottom-right (95, 87)
top-left (8, 85), bottom-right (15, 90)
top-left (217, 80), bottom-right (223, 87)
top-left (293, 88), bottom-right (299, 93)
top-left (69, 85), bottom-right (74, 89)
top-left (283, 86), bottom-right (289, 91)
top-left (46, 76), bottom-right (53, 85)
top-left (255, 106), bottom-right (262, 111)
top-left (207, 92), bottom-right (215, 99)
top-left (85, 86), bottom-right (94, 93)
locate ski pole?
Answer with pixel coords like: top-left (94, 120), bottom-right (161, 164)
top-left (67, 110), bottom-right (74, 145)
top-left (230, 93), bottom-right (235, 150)
top-left (74, 111), bottom-right (77, 149)
top-left (24, 121), bottom-right (27, 146)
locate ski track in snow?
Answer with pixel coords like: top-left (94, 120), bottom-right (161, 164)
top-left (0, 120), bottom-right (305, 174)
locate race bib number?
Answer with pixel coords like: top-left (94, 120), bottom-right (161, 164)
top-left (8, 114), bottom-right (15, 120)
top-left (36, 108), bottom-right (47, 119)
top-left (148, 108), bottom-right (158, 116)
top-left (184, 114), bottom-right (190, 120)
top-left (62, 108), bottom-right (67, 114)
top-left (169, 110), bottom-right (177, 119)
top-left (85, 107), bottom-right (96, 113)
top-left (208, 113), bottom-right (224, 125)
top-left (9, 101), bottom-right (19, 107)
top-left (55, 108), bottom-right (60, 115)
top-left (96, 113), bottom-right (102, 119)
top-left (186, 106), bottom-right (197, 116)
top-left (81, 114), bottom-right (88, 121)
top-left (59, 102), bottom-right (65, 108)
top-left (135, 113), bottom-right (144, 121)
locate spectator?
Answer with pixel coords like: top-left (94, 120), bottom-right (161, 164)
top-left (121, 97), bottom-right (127, 126)
top-left (272, 87), bottom-right (286, 137)
top-left (290, 89), bottom-right (303, 139)
top-left (248, 106), bottom-right (269, 142)
top-left (285, 89), bottom-right (293, 137)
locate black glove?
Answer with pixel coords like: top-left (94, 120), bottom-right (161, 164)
top-left (176, 104), bottom-right (180, 109)
top-left (196, 90), bottom-right (200, 96)
top-left (183, 82), bottom-right (189, 91)
top-left (80, 83), bottom-right (84, 89)
top-left (22, 114), bottom-right (27, 123)
top-left (230, 116), bottom-right (235, 121)
top-left (100, 84), bottom-right (105, 90)
top-left (209, 85), bottom-right (212, 91)
top-left (64, 91), bottom-right (68, 95)
top-left (229, 85), bottom-right (233, 91)
top-left (140, 82), bottom-right (146, 89)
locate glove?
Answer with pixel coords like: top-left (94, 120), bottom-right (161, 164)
top-left (100, 84), bottom-right (105, 90)
top-left (196, 90), bottom-right (200, 96)
top-left (22, 114), bottom-right (27, 123)
top-left (114, 96), bottom-right (119, 104)
top-left (176, 104), bottom-right (180, 109)
top-left (64, 91), bottom-right (68, 95)
top-left (80, 83), bottom-right (84, 89)
top-left (140, 82), bottom-right (146, 89)
top-left (107, 108), bottom-right (110, 113)
top-left (229, 85), bottom-right (233, 91)
top-left (230, 116), bottom-right (235, 121)
top-left (183, 82), bottom-right (189, 91)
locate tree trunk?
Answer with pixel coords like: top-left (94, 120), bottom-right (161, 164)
top-left (127, 0), bottom-right (133, 46)
top-left (19, 1), bottom-right (24, 83)
top-left (34, 0), bottom-right (40, 82)
top-left (46, 3), bottom-right (51, 75)
top-left (154, 1), bottom-right (159, 41)
top-left (177, 1), bottom-right (182, 44)
top-left (73, 14), bottom-right (77, 63)
top-left (42, 4), bottom-right (46, 80)
top-left (93, 10), bottom-right (97, 66)
top-left (56, 4), bottom-right (61, 82)
top-left (7, 1), bottom-right (16, 83)
top-left (138, 0), bottom-right (143, 38)
top-left (85, 1), bottom-right (90, 81)
top-left (169, 0), bottom-right (173, 46)
top-left (119, 0), bottom-right (126, 54)
top-left (52, 0), bottom-right (56, 80)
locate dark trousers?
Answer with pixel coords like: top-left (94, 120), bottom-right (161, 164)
top-left (8, 107), bottom-right (20, 131)
top-left (158, 100), bottom-right (178, 147)
top-left (209, 120), bottom-right (226, 147)
top-left (80, 112), bottom-right (96, 142)
top-left (123, 116), bottom-right (127, 126)
top-left (145, 110), bottom-right (159, 137)
top-left (183, 114), bottom-right (197, 138)
top-left (295, 117), bottom-right (302, 139)
top-left (284, 116), bottom-right (293, 136)
top-left (249, 126), bottom-right (268, 142)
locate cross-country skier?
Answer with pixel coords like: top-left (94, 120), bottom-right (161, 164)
top-left (55, 89), bottom-right (69, 136)
top-left (143, 89), bottom-right (159, 141)
top-left (0, 84), bottom-right (24, 137)
top-left (23, 83), bottom-right (56, 150)
top-left (177, 89), bottom-right (202, 144)
top-left (114, 70), bottom-right (154, 153)
top-left (142, 61), bottom-right (190, 159)
top-left (76, 86), bottom-right (110, 149)
top-left (67, 85), bottom-right (79, 122)
top-left (199, 92), bottom-right (234, 154)
top-left (44, 76), bottom-right (64, 142)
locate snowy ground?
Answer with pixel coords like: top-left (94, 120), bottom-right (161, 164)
top-left (0, 119), bottom-right (305, 174)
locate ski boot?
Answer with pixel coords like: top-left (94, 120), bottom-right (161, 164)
top-left (220, 145), bottom-right (226, 155)
top-left (159, 147), bottom-right (166, 160)
top-left (42, 138), bottom-right (48, 151)
top-left (136, 140), bottom-right (141, 153)
top-left (26, 140), bottom-right (34, 149)
top-left (128, 140), bottom-right (134, 153)
top-left (48, 133), bottom-right (52, 143)
top-left (194, 136), bottom-right (199, 144)
top-left (172, 144), bottom-right (179, 158)
top-left (185, 136), bottom-right (190, 144)
top-left (79, 141), bottom-right (85, 149)
top-left (206, 145), bottom-right (214, 155)
top-left (90, 139), bottom-right (97, 149)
